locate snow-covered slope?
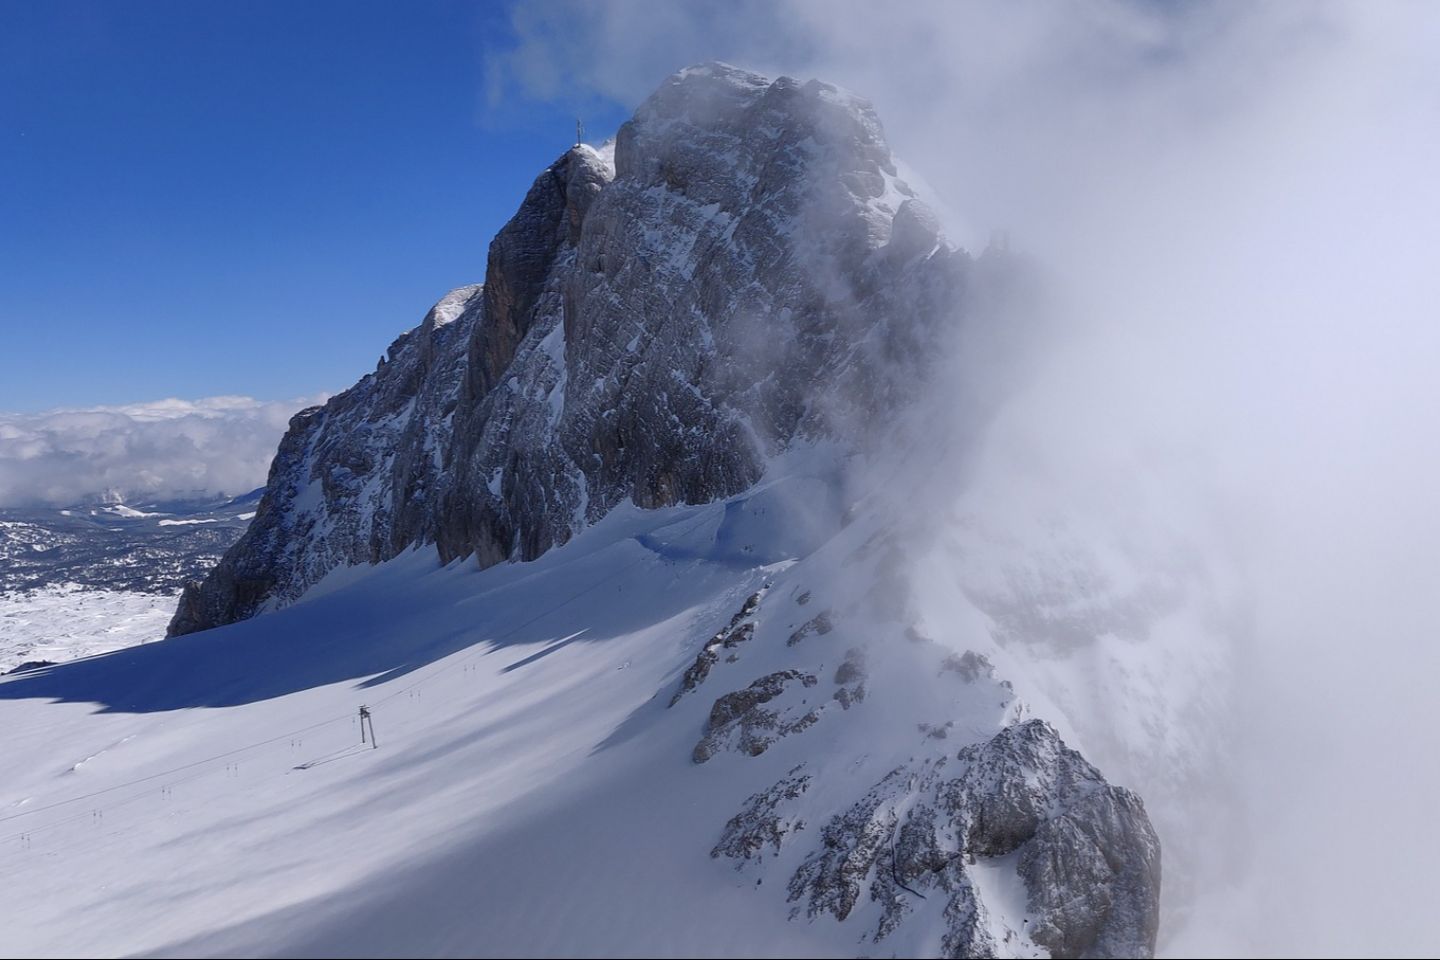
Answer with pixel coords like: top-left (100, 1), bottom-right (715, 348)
top-left (0, 466), bottom-right (1157, 957)
top-left (0, 64), bottom-right (1180, 958)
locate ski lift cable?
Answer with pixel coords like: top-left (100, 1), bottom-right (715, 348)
top-left (0, 713), bottom-right (349, 827)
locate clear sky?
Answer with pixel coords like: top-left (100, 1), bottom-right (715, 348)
top-left (0, 1), bottom-right (631, 412)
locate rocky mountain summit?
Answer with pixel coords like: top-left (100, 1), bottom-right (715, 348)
top-left (169, 62), bottom-right (973, 636)
top-left (164, 63), bottom-right (1162, 957)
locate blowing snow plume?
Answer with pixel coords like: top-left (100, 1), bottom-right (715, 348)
top-left (488, 2), bottom-right (1440, 956)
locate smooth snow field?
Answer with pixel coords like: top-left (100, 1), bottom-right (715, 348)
top-left (1, 586), bottom-right (174, 675)
top-left (0, 452), bottom-right (1232, 959)
top-left (0, 491), bottom-right (890, 958)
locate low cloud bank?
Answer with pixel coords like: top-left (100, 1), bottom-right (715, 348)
top-left (0, 395), bottom-right (320, 507)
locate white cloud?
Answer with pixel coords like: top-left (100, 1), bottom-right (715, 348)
top-left (0, 395), bottom-right (322, 507)
top-left (489, 3), bottom-right (1440, 952)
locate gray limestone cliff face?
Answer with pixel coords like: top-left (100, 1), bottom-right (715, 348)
top-left (717, 720), bottom-right (1161, 958)
top-left (168, 285), bottom-right (482, 635)
top-left (170, 62), bottom-right (976, 636)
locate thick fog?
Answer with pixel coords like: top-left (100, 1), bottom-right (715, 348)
top-left (493, 3), bottom-right (1440, 955)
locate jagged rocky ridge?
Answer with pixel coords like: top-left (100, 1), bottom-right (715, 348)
top-left (673, 540), bottom-right (1161, 958)
top-left (170, 62), bottom-right (973, 635)
top-left (711, 719), bottom-right (1161, 957)
top-left (166, 63), bottom-right (1163, 957)
top-left (776, 720), bottom-right (1159, 958)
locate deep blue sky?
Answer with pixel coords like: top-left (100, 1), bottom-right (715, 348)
top-left (0, 1), bottom-right (631, 412)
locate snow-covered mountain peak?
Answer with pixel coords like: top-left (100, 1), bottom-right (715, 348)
top-left (618, 62), bottom-right (919, 247)
top-left (94, 64), bottom-right (1178, 957)
top-left (424, 283), bottom-right (483, 331)
top-left (170, 62), bottom-right (979, 638)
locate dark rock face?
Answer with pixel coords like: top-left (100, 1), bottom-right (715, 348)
top-left (671, 590), bottom-right (764, 707)
top-left (692, 669), bottom-right (820, 763)
top-left (169, 62), bottom-right (978, 637)
top-left (169, 285), bottom-right (483, 633)
top-left (787, 610), bottom-right (835, 646)
top-left (716, 720), bottom-right (1161, 958)
top-left (713, 764), bottom-right (811, 861)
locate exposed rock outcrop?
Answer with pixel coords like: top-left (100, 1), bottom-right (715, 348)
top-left (169, 62), bottom-right (977, 637)
top-left (692, 669), bottom-right (821, 763)
top-left (712, 764), bottom-right (812, 861)
top-left (716, 719), bottom-right (1161, 958)
top-left (671, 590), bottom-right (764, 706)
top-left (787, 610), bottom-right (835, 646)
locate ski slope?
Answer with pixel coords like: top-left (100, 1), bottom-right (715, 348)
top-left (0, 476), bottom-right (956, 957)
top-left (0, 457), bottom-right (1197, 957)
top-left (1, 500), bottom-right (757, 956)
